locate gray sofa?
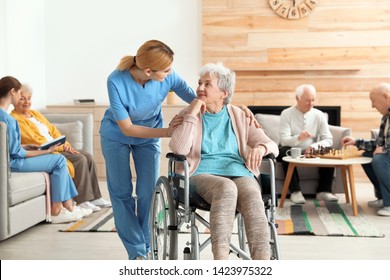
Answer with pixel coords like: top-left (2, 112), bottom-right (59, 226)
top-left (0, 113), bottom-right (93, 241)
top-left (255, 113), bottom-right (352, 195)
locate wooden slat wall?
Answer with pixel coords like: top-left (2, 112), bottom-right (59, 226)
top-left (202, 0), bottom-right (390, 181)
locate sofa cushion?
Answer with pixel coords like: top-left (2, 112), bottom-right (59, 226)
top-left (255, 113), bottom-right (281, 145)
top-left (329, 125), bottom-right (352, 149)
top-left (8, 172), bottom-right (46, 206)
top-left (53, 121), bottom-right (83, 150)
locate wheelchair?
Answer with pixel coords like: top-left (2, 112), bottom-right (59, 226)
top-left (149, 153), bottom-right (280, 260)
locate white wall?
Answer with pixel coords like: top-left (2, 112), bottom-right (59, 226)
top-left (1, 0), bottom-right (201, 108)
top-left (0, 0), bottom-right (5, 75)
top-left (1, 0), bottom-right (46, 110)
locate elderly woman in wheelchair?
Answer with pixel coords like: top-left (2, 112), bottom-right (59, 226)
top-left (165, 62), bottom-right (279, 260)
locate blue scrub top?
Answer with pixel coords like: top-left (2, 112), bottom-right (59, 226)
top-left (0, 108), bottom-right (27, 169)
top-left (100, 68), bottom-right (196, 145)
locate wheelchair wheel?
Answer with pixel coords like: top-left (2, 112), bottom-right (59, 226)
top-left (150, 176), bottom-right (178, 260)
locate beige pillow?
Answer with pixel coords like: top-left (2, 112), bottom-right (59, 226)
top-left (53, 121), bottom-right (83, 150)
top-left (255, 113), bottom-right (281, 145)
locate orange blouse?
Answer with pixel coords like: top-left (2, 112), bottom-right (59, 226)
top-left (10, 109), bottom-right (75, 178)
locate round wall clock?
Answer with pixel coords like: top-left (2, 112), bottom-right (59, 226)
top-left (269, 0), bottom-right (318, 20)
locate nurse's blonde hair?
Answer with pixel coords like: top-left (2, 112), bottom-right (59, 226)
top-left (117, 40), bottom-right (174, 71)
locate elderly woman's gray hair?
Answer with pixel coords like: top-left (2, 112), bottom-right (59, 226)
top-left (295, 84), bottom-right (316, 98)
top-left (21, 83), bottom-right (33, 94)
top-left (199, 62), bottom-right (236, 104)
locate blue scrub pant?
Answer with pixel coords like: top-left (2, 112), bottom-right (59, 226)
top-left (101, 137), bottom-right (160, 260)
top-left (371, 152), bottom-right (390, 207)
top-left (12, 154), bottom-right (77, 202)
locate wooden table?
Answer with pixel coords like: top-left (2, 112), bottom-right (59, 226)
top-left (279, 156), bottom-right (372, 216)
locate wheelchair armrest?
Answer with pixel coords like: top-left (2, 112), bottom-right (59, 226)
top-left (166, 152), bottom-right (275, 162)
top-left (166, 153), bottom-right (187, 162)
top-left (264, 153), bottom-right (276, 160)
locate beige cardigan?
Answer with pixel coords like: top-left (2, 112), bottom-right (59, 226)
top-left (169, 104), bottom-right (279, 177)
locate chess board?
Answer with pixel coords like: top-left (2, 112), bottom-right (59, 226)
top-left (305, 145), bottom-right (363, 160)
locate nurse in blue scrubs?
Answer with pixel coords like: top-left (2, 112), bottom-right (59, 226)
top-left (100, 40), bottom-right (196, 260)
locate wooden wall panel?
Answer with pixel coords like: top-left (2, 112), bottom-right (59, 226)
top-left (202, 0), bottom-right (390, 181)
top-left (248, 31), bottom-right (390, 49)
top-left (268, 47), bottom-right (390, 64)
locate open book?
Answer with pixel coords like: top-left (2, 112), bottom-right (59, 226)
top-left (38, 135), bottom-right (66, 150)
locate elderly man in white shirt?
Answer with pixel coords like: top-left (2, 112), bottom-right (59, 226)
top-left (277, 84), bottom-right (338, 204)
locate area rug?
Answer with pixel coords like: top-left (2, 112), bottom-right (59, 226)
top-left (60, 208), bottom-right (116, 232)
top-left (60, 200), bottom-right (384, 238)
top-left (275, 200), bottom-right (384, 237)
top-left (59, 208), bottom-right (210, 233)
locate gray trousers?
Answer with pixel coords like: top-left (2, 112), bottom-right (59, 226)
top-left (62, 150), bottom-right (102, 204)
top-left (190, 174), bottom-right (270, 260)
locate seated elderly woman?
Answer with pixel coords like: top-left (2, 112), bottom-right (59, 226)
top-left (1, 76), bottom-right (87, 224)
top-left (169, 62), bottom-right (279, 260)
top-left (10, 84), bottom-right (111, 212)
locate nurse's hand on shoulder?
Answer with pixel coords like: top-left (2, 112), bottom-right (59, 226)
top-left (167, 115), bottom-right (184, 137)
top-left (169, 115), bottom-right (183, 128)
top-left (237, 105), bottom-right (261, 129)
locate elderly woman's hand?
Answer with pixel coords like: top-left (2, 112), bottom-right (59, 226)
top-left (189, 99), bottom-right (206, 116)
top-left (245, 146), bottom-right (266, 170)
top-left (63, 144), bottom-right (80, 155)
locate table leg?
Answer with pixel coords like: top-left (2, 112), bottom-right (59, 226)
top-left (347, 165), bottom-right (358, 216)
top-left (340, 167), bottom-right (350, 204)
top-left (279, 163), bottom-right (295, 208)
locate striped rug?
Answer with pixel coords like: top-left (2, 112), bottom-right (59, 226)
top-left (60, 201), bottom-right (384, 238)
top-left (275, 200), bottom-right (384, 237)
top-left (60, 208), bottom-right (116, 232)
top-left (59, 208), bottom-right (210, 233)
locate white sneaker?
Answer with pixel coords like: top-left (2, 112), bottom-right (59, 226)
top-left (377, 206), bottom-right (390, 216)
top-left (290, 191), bottom-right (306, 204)
top-left (91, 198), bottom-right (112, 208)
top-left (79, 201), bottom-right (101, 212)
top-left (368, 199), bottom-right (384, 208)
top-left (316, 192), bottom-right (339, 202)
top-left (51, 208), bottom-right (83, 224)
top-left (72, 205), bottom-right (93, 217)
